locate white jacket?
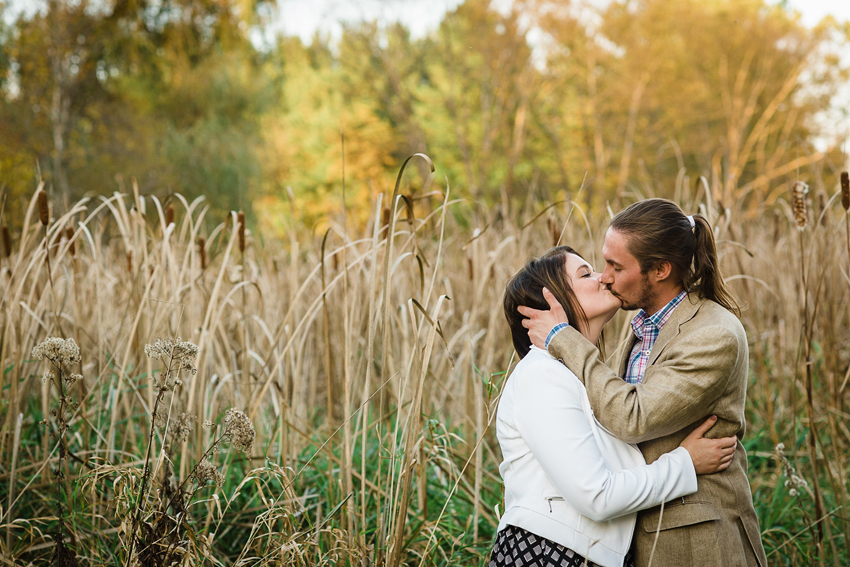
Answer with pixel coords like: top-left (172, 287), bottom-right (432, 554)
top-left (496, 346), bottom-right (698, 567)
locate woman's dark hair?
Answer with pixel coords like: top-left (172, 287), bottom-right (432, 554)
top-left (610, 198), bottom-right (740, 316)
top-left (504, 246), bottom-right (589, 359)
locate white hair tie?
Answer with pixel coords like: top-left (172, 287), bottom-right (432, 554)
top-left (687, 215), bottom-right (695, 228)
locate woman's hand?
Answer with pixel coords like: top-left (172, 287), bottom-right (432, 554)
top-left (680, 416), bottom-right (737, 475)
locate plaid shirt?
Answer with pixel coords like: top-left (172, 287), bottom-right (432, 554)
top-left (624, 291), bottom-right (688, 385)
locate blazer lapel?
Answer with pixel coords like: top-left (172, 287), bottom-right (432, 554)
top-left (618, 333), bottom-right (637, 378)
top-left (646, 294), bottom-right (702, 368)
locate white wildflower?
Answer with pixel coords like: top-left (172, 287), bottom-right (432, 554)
top-left (775, 442), bottom-right (808, 498)
top-left (32, 337), bottom-right (81, 366)
top-left (144, 337), bottom-right (199, 378)
top-left (64, 374), bottom-right (82, 388)
top-left (42, 371), bottom-right (54, 384)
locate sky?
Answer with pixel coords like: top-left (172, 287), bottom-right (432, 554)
top-left (271, 0), bottom-right (850, 44)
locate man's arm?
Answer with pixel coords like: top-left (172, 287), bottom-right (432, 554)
top-left (548, 325), bottom-right (738, 443)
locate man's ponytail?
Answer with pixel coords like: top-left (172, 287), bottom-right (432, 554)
top-left (691, 215), bottom-right (740, 316)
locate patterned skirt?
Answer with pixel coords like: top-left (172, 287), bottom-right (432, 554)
top-left (489, 524), bottom-right (635, 567)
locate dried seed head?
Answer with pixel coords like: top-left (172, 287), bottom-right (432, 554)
top-left (2, 225), bottom-right (11, 258)
top-left (237, 211), bottom-right (246, 253)
top-left (165, 204), bottom-right (175, 227)
top-left (791, 181), bottom-right (808, 231)
top-left (222, 408), bottom-right (255, 453)
top-left (37, 190), bottom-right (49, 226)
top-left (197, 236), bottom-right (207, 269)
top-left (65, 226), bottom-right (75, 256)
top-left (144, 337), bottom-right (199, 377)
top-left (841, 172), bottom-right (849, 212)
top-left (32, 337), bottom-right (81, 366)
top-left (170, 412), bottom-right (197, 443)
top-left (194, 458), bottom-right (224, 488)
top-left (126, 250), bottom-right (133, 273)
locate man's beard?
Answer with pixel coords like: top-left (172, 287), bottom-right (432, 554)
top-left (612, 272), bottom-right (653, 311)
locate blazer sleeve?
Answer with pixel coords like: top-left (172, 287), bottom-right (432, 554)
top-left (512, 358), bottom-right (698, 523)
top-left (547, 324), bottom-right (738, 443)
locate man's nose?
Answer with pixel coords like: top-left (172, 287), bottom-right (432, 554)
top-left (599, 268), bottom-right (613, 284)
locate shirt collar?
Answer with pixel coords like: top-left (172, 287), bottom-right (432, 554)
top-left (631, 291), bottom-right (688, 339)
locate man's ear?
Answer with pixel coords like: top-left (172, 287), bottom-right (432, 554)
top-left (652, 260), bottom-right (673, 283)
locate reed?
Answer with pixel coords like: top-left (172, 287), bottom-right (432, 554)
top-left (0, 159), bottom-right (847, 566)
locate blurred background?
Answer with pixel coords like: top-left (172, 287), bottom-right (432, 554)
top-left (1, 0), bottom-right (849, 230)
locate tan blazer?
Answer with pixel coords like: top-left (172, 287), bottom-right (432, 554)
top-left (548, 294), bottom-right (766, 567)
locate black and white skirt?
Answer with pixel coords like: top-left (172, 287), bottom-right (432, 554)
top-left (489, 525), bottom-right (635, 567)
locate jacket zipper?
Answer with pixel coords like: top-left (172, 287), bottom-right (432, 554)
top-left (546, 496), bottom-right (564, 513)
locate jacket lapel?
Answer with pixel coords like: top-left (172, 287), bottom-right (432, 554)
top-left (617, 334), bottom-right (636, 378)
top-left (646, 294), bottom-right (702, 369)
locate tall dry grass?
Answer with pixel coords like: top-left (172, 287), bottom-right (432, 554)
top-left (0, 159), bottom-right (848, 566)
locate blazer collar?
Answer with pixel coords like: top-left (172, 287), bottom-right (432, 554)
top-left (647, 293), bottom-right (702, 366)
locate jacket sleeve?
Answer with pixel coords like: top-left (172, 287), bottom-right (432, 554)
top-left (513, 359), bottom-right (698, 522)
top-left (547, 324), bottom-right (738, 443)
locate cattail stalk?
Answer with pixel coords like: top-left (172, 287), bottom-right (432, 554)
top-left (2, 225), bottom-right (11, 258)
top-left (237, 211), bottom-right (246, 254)
top-left (66, 226), bottom-right (75, 257)
top-left (165, 204), bottom-right (174, 227)
top-left (842, 172), bottom-right (849, 281)
top-left (792, 181), bottom-right (808, 231)
top-left (197, 236), bottom-right (207, 270)
top-left (794, 180), bottom-right (826, 558)
top-left (37, 190), bottom-right (49, 227)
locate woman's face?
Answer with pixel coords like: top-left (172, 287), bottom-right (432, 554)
top-left (564, 253), bottom-right (621, 324)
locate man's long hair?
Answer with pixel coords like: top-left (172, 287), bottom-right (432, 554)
top-left (610, 198), bottom-right (740, 316)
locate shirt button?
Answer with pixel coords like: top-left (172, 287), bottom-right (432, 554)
top-left (558, 358), bottom-right (565, 364)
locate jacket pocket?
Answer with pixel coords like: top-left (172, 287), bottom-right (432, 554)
top-left (640, 501), bottom-right (721, 532)
top-left (544, 495), bottom-right (564, 513)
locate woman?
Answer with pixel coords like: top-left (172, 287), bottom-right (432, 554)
top-left (492, 246), bottom-right (736, 567)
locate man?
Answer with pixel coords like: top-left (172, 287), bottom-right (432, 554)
top-left (518, 199), bottom-right (766, 567)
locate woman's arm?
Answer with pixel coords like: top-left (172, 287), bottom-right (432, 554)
top-left (513, 357), bottom-right (699, 523)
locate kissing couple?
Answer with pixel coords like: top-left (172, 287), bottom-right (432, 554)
top-left (491, 199), bottom-right (767, 567)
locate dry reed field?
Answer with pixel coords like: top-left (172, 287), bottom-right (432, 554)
top-left (0, 157), bottom-right (848, 566)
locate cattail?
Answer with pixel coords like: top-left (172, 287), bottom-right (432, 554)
top-left (791, 181), bottom-right (809, 231)
top-left (841, 171), bottom-right (849, 212)
top-left (548, 216), bottom-right (560, 247)
top-left (197, 236), bottom-right (207, 270)
top-left (165, 204), bottom-right (175, 227)
top-left (127, 250), bottom-right (133, 273)
top-left (237, 211), bottom-right (246, 253)
top-left (467, 256), bottom-right (474, 280)
top-left (2, 225), bottom-right (11, 258)
top-left (65, 226), bottom-right (75, 256)
top-left (37, 190), bottom-right (49, 226)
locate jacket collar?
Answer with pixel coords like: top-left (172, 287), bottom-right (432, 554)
top-left (647, 293), bottom-right (702, 366)
top-left (616, 294), bottom-right (704, 376)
